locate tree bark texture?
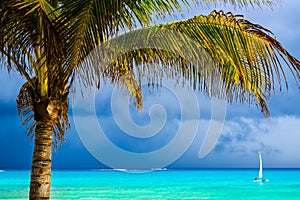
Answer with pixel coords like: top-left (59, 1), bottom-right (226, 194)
top-left (29, 118), bottom-right (53, 199)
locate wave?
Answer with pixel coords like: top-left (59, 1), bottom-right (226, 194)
top-left (91, 168), bottom-right (167, 172)
top-left (113, 168), bottom-right (167, 173)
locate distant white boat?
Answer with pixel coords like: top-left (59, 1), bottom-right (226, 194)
top-left (254, 152), bottom-right (269, 182)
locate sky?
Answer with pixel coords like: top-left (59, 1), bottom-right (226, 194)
top-left (0, 0), bottom-right (300, 169)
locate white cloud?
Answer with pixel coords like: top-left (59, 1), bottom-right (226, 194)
top-left (211, 115), bottom-right (300, 167)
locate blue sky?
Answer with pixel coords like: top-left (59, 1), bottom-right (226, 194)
top-left (0, 0), bottom-right (300, 169)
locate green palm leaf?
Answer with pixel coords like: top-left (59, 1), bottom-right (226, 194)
top-left (79, 11), bottom-right (300, 116)
top-left (54, 0), bottom-right (190, 78)
top-left (0, 0), bottom-right (63, 91)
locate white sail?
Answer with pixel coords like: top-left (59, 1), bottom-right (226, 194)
top-left (258, 152), bottom-right (263, 179)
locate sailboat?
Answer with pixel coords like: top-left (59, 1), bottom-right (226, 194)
top-left (253, 152), bottom-right (269, 182)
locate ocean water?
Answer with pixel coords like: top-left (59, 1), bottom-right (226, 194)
top-left (0, 169), bottom-right (300, 199)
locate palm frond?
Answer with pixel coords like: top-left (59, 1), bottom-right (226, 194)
top-left (164, 10), bottom-right (300, 115)
top-left (79, 10), bottom-right (300, 116)
top-left (16, 81), bottom-right (36, 139)
top-left (54, 0), bottom-right (191, 79)
top-left (16, 80), bottom-right (70, 146)
top-left (0, 1), bottom-right (64, 87)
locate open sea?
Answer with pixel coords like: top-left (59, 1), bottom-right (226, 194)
top-left (0, 169), bottom-right (300, 199)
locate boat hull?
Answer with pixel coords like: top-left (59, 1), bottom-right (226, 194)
top-left (254, 178), bottom-right (269, 182)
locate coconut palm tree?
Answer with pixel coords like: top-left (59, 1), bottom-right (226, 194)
top-left (1, 0), bottom-right (300, 199)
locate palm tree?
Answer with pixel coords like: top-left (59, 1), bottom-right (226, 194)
top-left (1, 0), bottom-right (299, 199)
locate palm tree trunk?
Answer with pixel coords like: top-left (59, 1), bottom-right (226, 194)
top-left (29, 118), bottom-right (53, 199)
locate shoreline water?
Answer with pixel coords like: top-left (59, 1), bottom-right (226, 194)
top-left (1, 169), bottom-right (300, 199)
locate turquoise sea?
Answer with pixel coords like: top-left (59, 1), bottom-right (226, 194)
top-left (1, 169), bottom-right (300, 199)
